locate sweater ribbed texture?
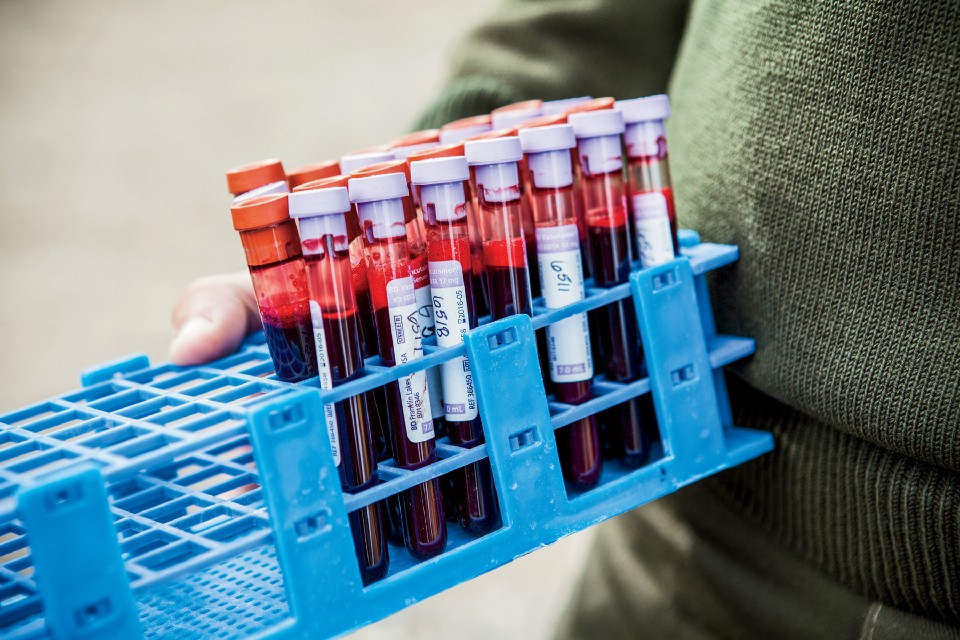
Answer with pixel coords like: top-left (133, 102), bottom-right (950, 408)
top-left (416, 0), bottom-right (960, 625)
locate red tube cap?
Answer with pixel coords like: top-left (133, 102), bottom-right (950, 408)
top-left (349, 159), bottom-right (411, 182)
top-left (563, 97), bottom-right (615, 115)
top-left (389, 129), bottom-right (441, 150)
top-left (226, 159), bottom-right (285, 196)
top-left (286, 160), bottom-right (340, 190)
top-left (404, 143), bottom-right (466, 169)
top-left (517, 113), bottom-right (569, 129)
top-left (441, 114), bottom-right (492, 131)
top-left (230, 193), bottom-right (290, 231)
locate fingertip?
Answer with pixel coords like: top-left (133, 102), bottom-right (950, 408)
top-left (169, 317), bottom-right (219, 366)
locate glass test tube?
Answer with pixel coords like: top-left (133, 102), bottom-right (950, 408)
top-left (411, 156), bottom-right (500, 535)
top-left (407, 143), bottom-right (490, 319)
top-left (226, 158), bottom-right (290, 203)
top-left (288, 185), bottom-right (389, 584)
top-left (617, 95), bottom-right (679, 253)
top-left (519, 124), bottom-right (602, 489)
top-left (464, 136), bottom-right (534, 320)
top-left (349, 160), bottom-right (443, 427)
top-left (293, 177), bottom-right (391, 463)
top-left (348, 171), bottom-right (447, 560)
top-left (229, 194), bottom-right (317, 382)
top-left (569, 109), bottom-right (652, 467)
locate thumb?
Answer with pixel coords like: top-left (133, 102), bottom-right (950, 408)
top-left (169, 272), bottom-right (262, 366)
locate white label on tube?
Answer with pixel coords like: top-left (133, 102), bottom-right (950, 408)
top-left (410, 255), bottom-right (443, 417)
top-left (633, 196), bottom-right (675, 267)
top-left (308, 300), bottom-right (341, 467)
top-left (386, 277), bottom-right (435, 443)
top-left (535, 224), bottom-right (593, 383)
top-left (429, 260), bottom-right (478, 422)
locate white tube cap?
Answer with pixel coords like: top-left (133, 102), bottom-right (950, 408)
top-left (439, 124), bottom-right (490, 145)
top-left (288, 186), bottom-right (350, 219)
top-left (518, 124), bottom-right (576, 153)
top-left (491, 105), bottom-right (542, 130)
top-left (410, 156), bottom-right (469, 186)
top-left (568, 109), bottom-right (625, 138)
top-left (339, 150), bottom-right (395, 175)
top-left (541, 96), bottom-right (592, 116)
top-left (232, 180), bottom-right (289, 204)
top-left (464, 136), bottom-right (523, 166)
top-left (615, 95), bottom-right (671, 123)
top-left (348, 172), bottom-right (408, 204)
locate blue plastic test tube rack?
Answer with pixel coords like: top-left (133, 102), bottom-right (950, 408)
top-left (0, 232), bottom-right (772, 639)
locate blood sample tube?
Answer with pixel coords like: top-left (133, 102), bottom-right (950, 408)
top-left (569, 108), bottom-right (652, 467)
top-left (287, 185), bottom-right (389, 584)
top-left (349, 160), bottom-right (443, 425)
top-left (518, 124), bottom-right (602, 489)
top-left (541, 96), bottom-right (592, 116)
top-left (410, 156), bottom-right (500, 534)
top-left (464, 136), bottom-right (534, 320)
top-left (518, 118), bottom-right (591, 279)
top-left (490, 99), bottom-right (543, 131)
top-left (348, 171), bottom-right (446, 560)
top-left (293, 177), bottom-right (390, 457)
top-left (617, 95), bottom-right (679, 253)
top-left (339, 149), bottom-right (395, 176)
top-left (286, 159), bottom-right (340, 190)
top-left (229, 194), bottom-right (318, 382)
top-left (439, 114), bottom-right (492, 145)
top-left (226, 159), bottom-right (289, 203)
top-left (390, 129), bottom-right (441, 160)
top-left (406, 143), bottom-right (489, 319)
top-left (294, 176), bottom-right (398, 538)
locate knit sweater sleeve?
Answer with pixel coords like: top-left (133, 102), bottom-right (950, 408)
top-left (415, 0), bottom-right (690, 129)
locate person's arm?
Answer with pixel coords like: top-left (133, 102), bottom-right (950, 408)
top-left (416, 0), bottom-right (690, 128)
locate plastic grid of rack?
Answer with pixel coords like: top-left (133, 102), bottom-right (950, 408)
top-left (0, 232), bottom-right (773, 639)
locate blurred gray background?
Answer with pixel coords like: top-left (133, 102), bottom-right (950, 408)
top-left (0, 1), bottom-right (593, 637)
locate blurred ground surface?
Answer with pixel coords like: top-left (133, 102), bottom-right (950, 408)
top-left (0, 1), bottom-right (594, 638)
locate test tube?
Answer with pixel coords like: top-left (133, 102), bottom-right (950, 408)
top-left (229, 194), bottom-right (318, 382)
top-left (390, 129), bottom-right (441, 160)
top-left (287, 185), bottom-right (389, 584)
top-left (569, 108), bottom-right (652, 467)
top-left (349, 160), bottom-right (443, 425)
top-left (518, 124), bottom-right (602, 489)
top-left (410, 155), bottom-right (500, 535)
top-left (541, 96), bottom-right (593, 116)
top-left (226, 159), bottom-right (290, 203)
top-left (617, 95), bottom-right (679, 253)
top-left (464, 136), bottom-right (534, 320)
top-left (286, 159), bottom-right (340, 190)
top-left (293, 176), bottom-right (391, 463)
top-left (348, 171), bottom-right (447, 560)
top-left (439, 114), bottom-right (492, 145)
top-left (406, 143), bottom-right (490, 319)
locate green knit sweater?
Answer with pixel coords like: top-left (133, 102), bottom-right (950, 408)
top-left (417, 0), bottom-right (960, 625)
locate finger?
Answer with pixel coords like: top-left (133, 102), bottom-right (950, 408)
top-left (168, 273), bottom-right (262, 366)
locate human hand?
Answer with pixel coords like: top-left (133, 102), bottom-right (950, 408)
top-left (168, 272), bottom-right (262, 366)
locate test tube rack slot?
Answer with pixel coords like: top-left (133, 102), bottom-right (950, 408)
top-left (0, 232), bottom-right (773, 640)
